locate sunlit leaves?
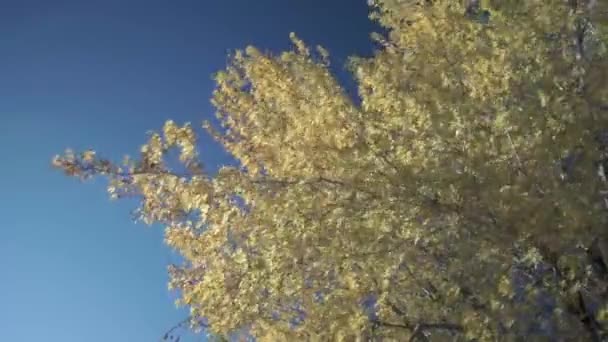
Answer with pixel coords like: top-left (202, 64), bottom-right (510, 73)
top-left (53, 0), bottom-right (608, 340)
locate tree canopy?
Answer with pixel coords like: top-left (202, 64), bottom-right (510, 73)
top-left (54, 0), bottom-right (608, 340)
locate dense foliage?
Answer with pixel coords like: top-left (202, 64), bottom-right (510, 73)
top-left (54, 0), bottom-right (608, 340)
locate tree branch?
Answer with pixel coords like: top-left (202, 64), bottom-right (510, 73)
top-left (375, 320), bottom-right (463, 340)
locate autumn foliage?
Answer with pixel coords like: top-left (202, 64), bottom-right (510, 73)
top-left (54, 0), bottom-right (608, 340)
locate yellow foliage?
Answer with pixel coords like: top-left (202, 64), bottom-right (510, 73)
top-left (54, 0), bottom-right (608, 340)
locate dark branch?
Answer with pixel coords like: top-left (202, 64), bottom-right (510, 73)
top-left (375, 320), bottom-right (463, 340)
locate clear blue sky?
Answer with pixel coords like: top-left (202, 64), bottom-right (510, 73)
top-left (0, 1), bottom-right (376, 341)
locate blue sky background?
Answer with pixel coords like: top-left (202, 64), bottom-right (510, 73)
top-left (0, 1), bottom-right (377, 341)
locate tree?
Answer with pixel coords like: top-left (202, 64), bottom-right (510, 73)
top-left (54, 0), bottom-right (608, 340)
